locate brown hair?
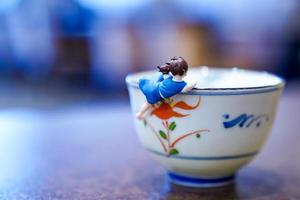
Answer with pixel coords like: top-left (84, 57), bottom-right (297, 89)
top-left (157, 56), bottom-right (188, 76)
top-left (169, 56), bottom-right (188, 76)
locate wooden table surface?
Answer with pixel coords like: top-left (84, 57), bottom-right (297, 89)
top-left (0, 87), bottom-right (299, 200)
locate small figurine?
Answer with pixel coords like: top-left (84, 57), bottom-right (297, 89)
top-left (137, 57), bottom-right (197, 120)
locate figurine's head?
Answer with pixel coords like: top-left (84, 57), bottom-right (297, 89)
top-left (157, 57), bottom-right (188, 76)
top-left (169, 56), bottom-right (188, 77)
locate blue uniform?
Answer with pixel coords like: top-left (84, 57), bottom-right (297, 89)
top-left (139, 75), bottom-right (187, 104)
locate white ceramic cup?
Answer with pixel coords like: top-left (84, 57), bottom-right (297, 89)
top-left (126, 67), bottom-right (285, 187)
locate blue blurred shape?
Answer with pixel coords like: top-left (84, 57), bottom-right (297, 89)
top-left (76, 0), bottom-right (152, 12)
top-left (0, 0), bottom-right (21, 13)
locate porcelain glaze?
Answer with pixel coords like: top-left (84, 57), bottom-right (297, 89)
top-left (126, 67), bottom-right (284, 187)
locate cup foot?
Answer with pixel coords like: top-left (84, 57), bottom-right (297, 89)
top-left (168, 172), bottom-right (235, 188)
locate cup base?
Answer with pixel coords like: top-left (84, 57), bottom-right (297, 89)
top-left (167, 172), bottom-right (235, 188)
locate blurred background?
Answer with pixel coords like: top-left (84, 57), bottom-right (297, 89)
top-left (0, 1), bottom-right (300, 197)
top-left (0, 0), bottom-right (299, 106)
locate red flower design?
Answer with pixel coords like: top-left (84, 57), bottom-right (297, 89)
top-left (143, 97), bottom-right (209, 156)
top-left (151, 97), bottom-right (201, 120)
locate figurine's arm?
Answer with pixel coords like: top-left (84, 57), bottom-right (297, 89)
top-left (157, 74), bottom-right (164, 82)
top-left (181, 80), bottom-right (197, 93)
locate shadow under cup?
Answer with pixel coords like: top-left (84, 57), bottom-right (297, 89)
top-left (126, 67), bottom-right (285, 187)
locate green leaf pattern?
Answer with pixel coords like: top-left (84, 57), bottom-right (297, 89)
top-left (159, 130), bottom-right (167, 140)
top-left (169, 148), bottom-right (179, 155)
top-left (169, 121), bottom-right (176, 131)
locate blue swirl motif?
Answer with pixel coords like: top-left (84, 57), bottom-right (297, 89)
top-left (223, 113), bottom-right (269, 129)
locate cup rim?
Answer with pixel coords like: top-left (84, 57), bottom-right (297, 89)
top-left (126, 67), bottom-right (285, 96)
